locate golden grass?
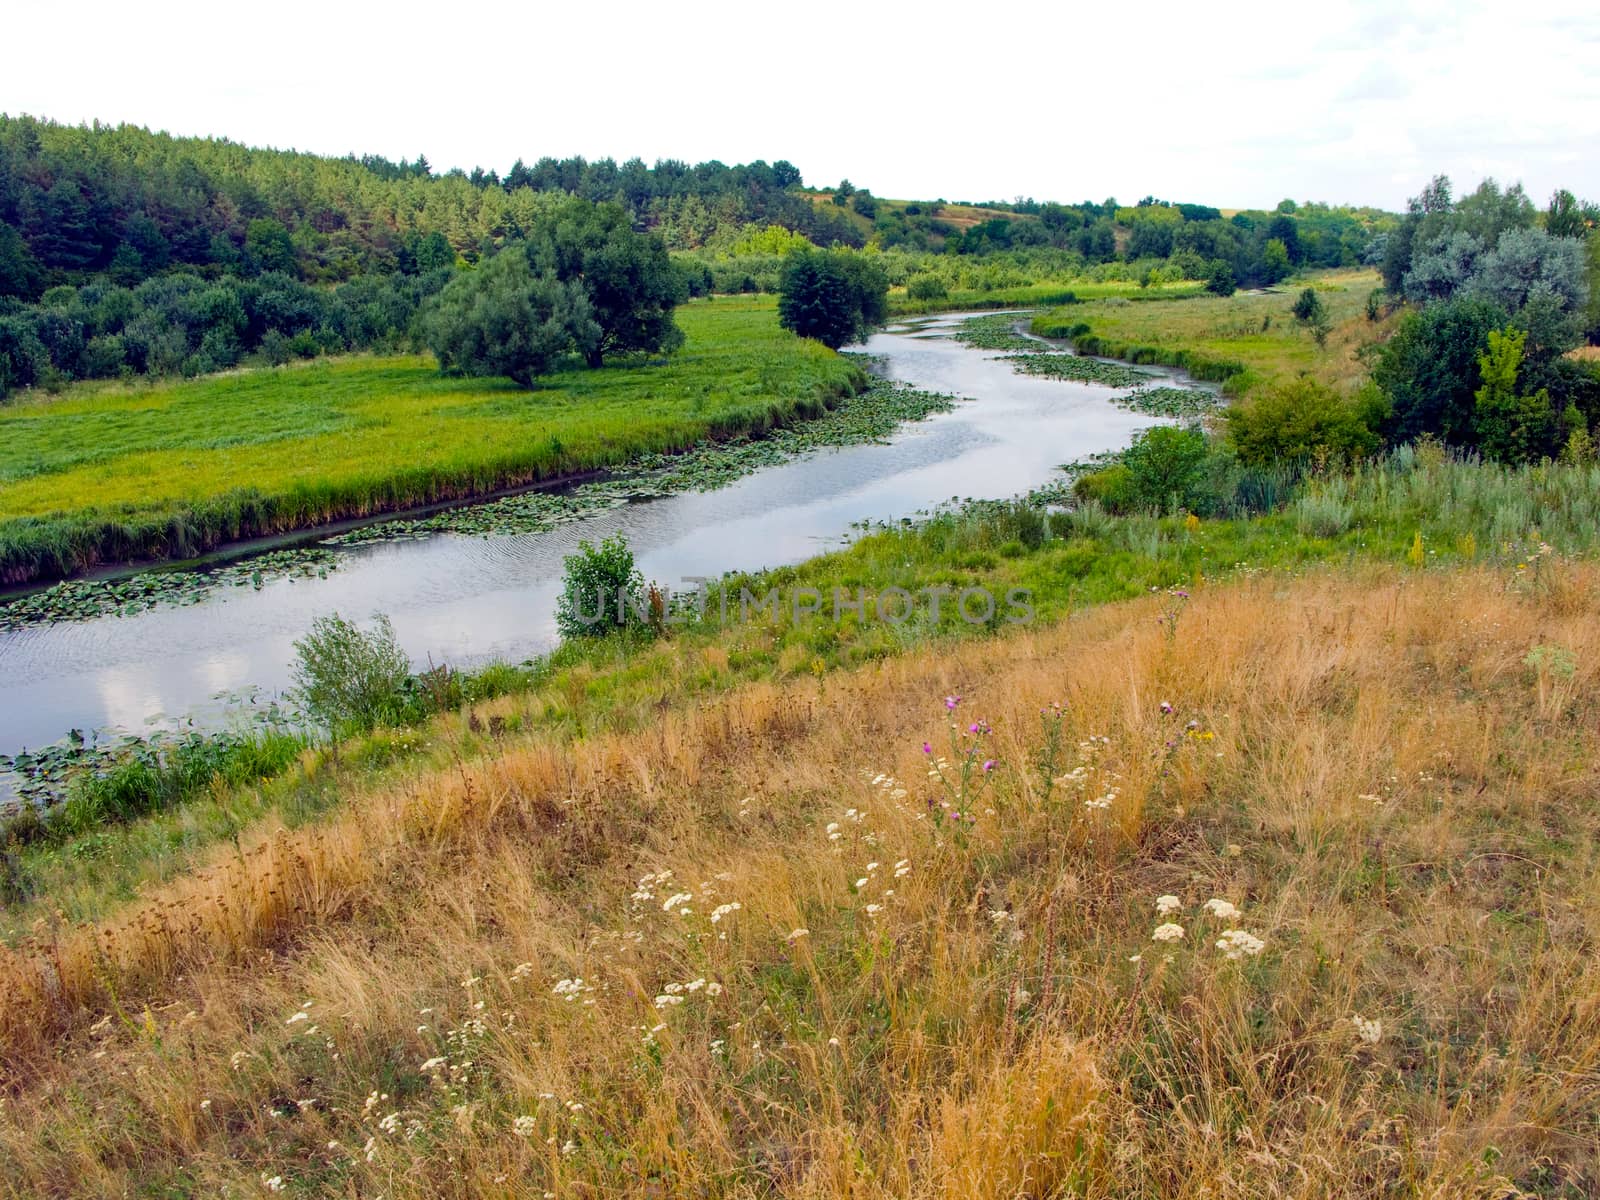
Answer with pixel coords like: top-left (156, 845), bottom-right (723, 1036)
top-left (2, 562), bottom-right (1598, 1197)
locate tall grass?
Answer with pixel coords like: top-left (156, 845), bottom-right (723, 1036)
top-left (0, 563), bottom-right (1596, 1194)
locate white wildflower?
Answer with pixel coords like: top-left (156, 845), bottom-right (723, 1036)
top-left (1351, 1015), bottom-right (1383, 1045)
top-left (1202, 898), bottom-right (1240, 921)
top-left (1151, 923), bottom-right (1185, 943)
top-left (1155, 895), bottom-right (1182, 916)
top-left (653, 994), bottom-right (685, 1008)
top-left (512, 1115), bottom-right (537, 1137)
top-left (1215, 929), bottom-right (1266, 960)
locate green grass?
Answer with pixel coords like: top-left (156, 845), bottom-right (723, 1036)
top-left (0, 297), bottom-right (863, 585)
top-left (888, 279), bottom-right (1202, 317)
top-left (1030, 269), bottom-right (1387, 397)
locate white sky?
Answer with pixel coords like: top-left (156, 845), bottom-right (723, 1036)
top-left (6, 0), bottom-right (1598, 212)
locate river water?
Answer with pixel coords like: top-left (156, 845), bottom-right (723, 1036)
top-left (0, 314), bottom-right (1185, 774)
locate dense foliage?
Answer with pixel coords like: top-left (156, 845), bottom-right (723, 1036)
top-left (423, 252), bottom-right (598, 386)
top-left (777, 250), bottom-right (889, 349)
top-left (555, 534), bottom-right (650, 638)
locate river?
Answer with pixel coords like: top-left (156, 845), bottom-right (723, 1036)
top-left (0, 314), bottom-right (1191, 787)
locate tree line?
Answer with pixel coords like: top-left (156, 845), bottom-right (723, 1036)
top-left (0, 194), bottom-right (705, 397)
top-left (0, 114), bottom-right (861, 304)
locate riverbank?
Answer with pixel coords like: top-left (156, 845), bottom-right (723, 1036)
top-left (0, 297), bottom-right (864, 588)
top-left (1029, 268), bottom-right (1392, 397)
top-left (0, 375), bottom-right (957, 631)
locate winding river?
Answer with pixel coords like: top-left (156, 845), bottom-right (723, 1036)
top-left (0, 314), bottom-right (1193, 788)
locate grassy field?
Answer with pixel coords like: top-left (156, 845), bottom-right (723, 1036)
top-left (1031, 269), bottom-right (1391, 397)
top-left (887, 279), bottom-right (1204, 318)
top-left (0, 297), bottom-right (863, 586)
top-left (1, 542), bottom-right (1596, 1196)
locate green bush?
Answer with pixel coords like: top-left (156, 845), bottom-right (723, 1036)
top-left (1205, 261), bottom-right (1237, 296)
top-left (1072, 464), bottom-right (1136, 511)
top-left (778, 250), bottom-right (889, 349)
top-left (555, 533), bottom-right (651, 639)
top-left (906, 274), bottom-right (948, 302)
top-left (1120, 425), bottom-right (1215, 513)
top-left (1291, 287), bottom-right (1325, 323)
top-left (1224, 379), bottom-right (1387, 467)
top-left (1291, 491), bottom-right (1355, 537)
top-left (290, 612), bottom-right (412, 734)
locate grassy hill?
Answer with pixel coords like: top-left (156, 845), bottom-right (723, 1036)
top-left (1, 550), bottom-right (1596, 1196)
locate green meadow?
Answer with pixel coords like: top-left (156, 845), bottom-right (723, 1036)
top-left (1030, 269), bottom-right (1388, 396)
top-left (0, 297), bottom-right (862, 585)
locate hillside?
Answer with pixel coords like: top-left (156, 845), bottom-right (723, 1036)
top-left (2, 559), bottom-right (1596, 1196)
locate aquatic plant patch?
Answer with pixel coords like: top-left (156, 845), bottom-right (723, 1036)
top-left (1117, 386), bottom-right (1221, 418)
top-left (1001, 352), bottom-right (1157, 388)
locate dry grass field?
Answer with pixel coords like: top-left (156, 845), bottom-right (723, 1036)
top-left (2, 557), bottom-right (1597, 1198)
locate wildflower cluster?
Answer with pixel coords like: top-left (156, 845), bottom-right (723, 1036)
top-left (1154, 585), bottom-right (1190, 643)
top-left (508, 1092), bottom-right (587, 1159)
top-left (1034, 701), bottom-right (1068, 802)
top-left (551, 977), bottom-right (596, 1005)
top-left (1142, 894), bottom-right (1266, 962)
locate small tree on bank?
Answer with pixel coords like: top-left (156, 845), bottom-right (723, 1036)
top-left (555, 533), bottom-right (650, 639)
top-left (777, 250), bottom-right (889, 349)
top-left (423, 251), bottom-right (599, 386)
top-left (527, 199), bottom-right (687, 368)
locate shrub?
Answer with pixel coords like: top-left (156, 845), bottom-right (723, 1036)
top-left (1120, 426), bottom-right (1215, 513)
top-left (423, 250), bottom-right (599, 387)
top-left (555, 533), bottom-right (650, 639)
top-left (1205, 261), bottom-right (1237, 296)
top-left (1224, 379), bottom-right (1387, 467)
top-left (1072, 464), bottom-right (1135, 511)
top-left (906, 274), bottom-right (948, 302)
top-left (1291, 287), bottom-right (1325, 323)
top-left (1292, 490), bottom-right (1355, 537)
top-left (290, 612), bottom-right (412, 734)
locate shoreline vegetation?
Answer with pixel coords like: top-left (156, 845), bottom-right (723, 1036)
top-left (0, 371), bottom-right (956, 630)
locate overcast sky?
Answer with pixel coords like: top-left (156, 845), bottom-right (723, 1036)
top-left (7, 0), bottom-right (1598, 212)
